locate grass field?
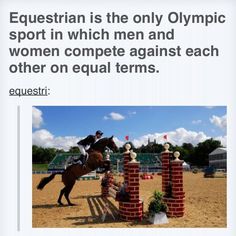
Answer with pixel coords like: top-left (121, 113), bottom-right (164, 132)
top-left (33, 164), bottom-right (48, 171)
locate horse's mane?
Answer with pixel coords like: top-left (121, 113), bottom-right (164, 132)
top-left (91, 137), bottom-right (109, 149)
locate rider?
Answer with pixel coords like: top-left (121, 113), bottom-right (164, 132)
top-left (77, 130), bottom-right (103, 167)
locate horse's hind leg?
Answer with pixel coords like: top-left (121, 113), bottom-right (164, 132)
top-left (57, 187), bottom-right (66, 206)
top-left (64, 182), bottom-right (76, 206)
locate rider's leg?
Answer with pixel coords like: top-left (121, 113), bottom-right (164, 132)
top-left (78, 145), bottom-right (87, 165)
top-left (64, 156), bottom-right (72, 169)
top-left (78, 145), bottom-right (86, 156)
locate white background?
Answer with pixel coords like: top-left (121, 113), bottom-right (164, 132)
top-left (0, 0), bottom-right (235, 236)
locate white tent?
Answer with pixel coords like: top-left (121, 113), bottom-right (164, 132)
top-left (182, 161), bottom-right (190, 170)
top-left (209, 147), bottom-right (227, 170)
top-left (209, 147), bottom-right (226, 156)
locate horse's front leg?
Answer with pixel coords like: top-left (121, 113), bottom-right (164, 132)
top-left (64, 182), bottom-right (76, 206)
top-left (57, 187), bottom-right (66, 206)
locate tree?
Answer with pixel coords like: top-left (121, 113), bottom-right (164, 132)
top-left (181, 143), bottom-right (195, 163)
top-left (69, 146), bottom-right (80, 153)
top-left (190, 139), bottom-right (222, 166)
top-left (32, 138), bottom-right (223, 167)
top-left (182, 143), bottom-right (194, 153)
top-left (32, 145), bottom-right (57, 164)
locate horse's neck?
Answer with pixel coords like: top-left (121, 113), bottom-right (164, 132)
top-left (91, 139), bottom-right (107, 153)
top-left (89, 147), bottom-right (103, 154)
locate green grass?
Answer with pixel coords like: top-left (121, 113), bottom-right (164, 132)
top-left (32, 164), bottom-right (48, 171)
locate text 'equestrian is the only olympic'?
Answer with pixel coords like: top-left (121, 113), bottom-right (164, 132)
top-left (10, 12), bottom-right (226, 27)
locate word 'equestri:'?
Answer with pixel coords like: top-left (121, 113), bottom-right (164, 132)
top-left (10, 12), bottom-right (226, 26)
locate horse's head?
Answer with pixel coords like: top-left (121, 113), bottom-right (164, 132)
top-left (107, 136), bottom-right (118, 152)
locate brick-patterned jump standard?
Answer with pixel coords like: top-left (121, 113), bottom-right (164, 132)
top-left (102, 143), bottom-right (184, 221)
top-left (102, 143), bottom-right (143, 221)
top-left (162, 143), bottom-right (185, 217)
top-left (101, 171), bottom-right (114, 198)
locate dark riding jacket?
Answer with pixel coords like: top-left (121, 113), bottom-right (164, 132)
top-left (77, 135), bottom-right (96, 146)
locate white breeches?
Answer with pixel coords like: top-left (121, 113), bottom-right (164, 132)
top-left (78, 145), bottom-right (86, 155)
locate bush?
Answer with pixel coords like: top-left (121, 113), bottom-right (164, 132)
top-left (148, 190), bottom-right (167, 216)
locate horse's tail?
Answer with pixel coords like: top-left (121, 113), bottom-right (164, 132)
top-left (37, 173), bottom-right (60, 190)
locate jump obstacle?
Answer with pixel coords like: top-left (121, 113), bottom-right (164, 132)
top-left (101, 143), bottom-right (185, 221)
top-left (101, 143), bottom-right (143, 221)
top-left (162, 143), bottom-right (185, 217)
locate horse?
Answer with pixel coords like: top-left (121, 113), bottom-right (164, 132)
top-left (37, 136), bottom-right (118, 206)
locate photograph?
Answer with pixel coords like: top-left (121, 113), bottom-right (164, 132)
top-left (32, 106), bottom-right (227, 228)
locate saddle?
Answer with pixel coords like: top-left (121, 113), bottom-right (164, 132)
top-left (72, 154), bottom-right (89, 165)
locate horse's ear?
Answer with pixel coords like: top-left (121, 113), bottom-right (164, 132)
top-left (109, 135), bottom-right (114, 139)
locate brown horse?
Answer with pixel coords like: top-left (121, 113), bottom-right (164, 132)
top-left (37, 136), bottom-right (118, 206)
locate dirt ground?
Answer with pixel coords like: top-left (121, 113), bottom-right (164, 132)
top-left (32, 172), bottom-right (226, 228)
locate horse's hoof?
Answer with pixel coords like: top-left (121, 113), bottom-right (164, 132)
top-left (58, 202), bottom-right (64, 206)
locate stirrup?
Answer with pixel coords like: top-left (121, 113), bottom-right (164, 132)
top-left (72, 158), bottom-right (80, 164)
top-left (85, 153), bottom-right (89, 162)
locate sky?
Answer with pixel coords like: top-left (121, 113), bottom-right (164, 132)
top-left (32, 106), bottom-right (226, 150)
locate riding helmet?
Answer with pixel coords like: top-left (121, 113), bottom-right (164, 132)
top-left (96, 130), bottom-right (103, 135)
